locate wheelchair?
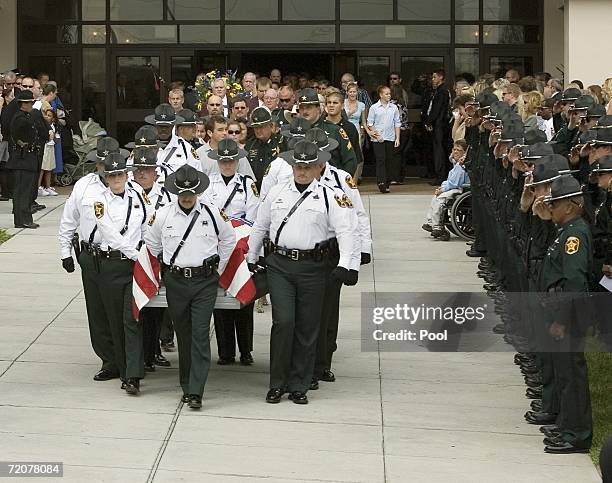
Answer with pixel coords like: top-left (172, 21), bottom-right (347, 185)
top-left (440, 184), bottom-right (475, 242)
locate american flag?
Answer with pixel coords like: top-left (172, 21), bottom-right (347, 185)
top-left (131, 217), bottom-right (256, 321)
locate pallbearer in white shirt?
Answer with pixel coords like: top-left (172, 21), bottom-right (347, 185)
top-left (59, 151), bottom-right (148, 395)
top-left (144, 165), bottom-right (235, 410)
top-left (207, 138), bottom-right (260, 366)
top-left (247, 140), bottom-right (357, 405)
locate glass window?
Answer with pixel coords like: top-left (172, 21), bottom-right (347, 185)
top-left (116, 57), bottom-right (161, 109)
top-left (116, 122), bottom-right (145, 150)
top-left (225, 0), bottom-right (277, 21)
top-left (455, 25), bottom-right (479, 44)
top-left (340, 0), bottom-right (392, 20)
top-left (82, 0), bottom-right (106, 20)
top-left (82, 49), bottom-right (106, 126)
top-left (455, 48), bottom-right (479, 78)
top-left (357, 56), bottom-right (389, 97)
top-left (400, 56), bottom-right (444, 109)
top-left (483, 25), bottom-right (539, 44)
top-left (110, 0), bottom-right (163, 21)
top-left (167, 0), bottom-right (220, 20)
top-left (28, 55), bottom-right (73, 111)
top-left (23, 25), bottom-right (78, 44)
top-left (455, 0), bottom-right (479, 20)
top-left (83, 25), bottom-right (106, 44)
top-left (489, 56), bottom-right (533, 78)
top-left (171, 57), bottom-right (193, 86)
top-left (341, 25), bottom-right (450, 44)
top-left (111, 25), bottom-right (177, 44)
top-left (483, 0), bottom-right (539, 21)
top-left (283, 0), bottom-right (335, 20)
top-left (226, 25), bottom-right (334, 44)
top-left (180, 26), bottom-right (220, 44)
top-left (21, 0), bottom-right (78, 21)
top-left (398, 0), bottom-right (450, 20)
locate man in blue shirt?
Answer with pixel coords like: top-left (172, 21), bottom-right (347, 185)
top-left (423, 139), bottom-right (470, 241)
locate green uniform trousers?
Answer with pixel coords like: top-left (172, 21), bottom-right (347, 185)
top-left (79, 252), bottom-right (143, 380)
top-left (162, 271), bottom-right (218, 398)
top-left (314, 259), bottom-right (342, 379)
top-left (266, 254), bottom-right (327, 393)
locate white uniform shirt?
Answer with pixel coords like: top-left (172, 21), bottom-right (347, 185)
top-left (247, 179), bottom-right (355, 269)
top-left (205, 172), bottom-right (259, 222)
top-left (260, 157), bottom-right (293, 199)
top-left (144, 200), bottom-right (236, 272)
top-left (128, 181), bottom-right (175, 225)
top-left (156, 135), bottom-right (200, 184)
top-left (320, 164), bottom-right (372, 255)
top-left (59, 174), bottom-right (147, 260)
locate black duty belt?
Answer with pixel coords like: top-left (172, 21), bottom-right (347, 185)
top-left (268, 239), bottom-right (335, 261)
top-left (163, 254), bottom-right (219, 279)
top-left (80, 241), bottom-right (131, 261)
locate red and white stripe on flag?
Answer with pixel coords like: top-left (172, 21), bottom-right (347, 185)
top-left (132, 245), bottom-right (161, 321)
top-left (218, 218), bottom-right (257, 305)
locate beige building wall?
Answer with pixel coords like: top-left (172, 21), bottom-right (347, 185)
top-left (564, 0), bottom-right (612, 86)
top-left (543, 0), bottom-right (564, 80)
top-left (0, 0), bottom-right (17, 72)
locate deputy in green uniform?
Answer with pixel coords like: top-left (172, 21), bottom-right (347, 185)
top-left (296, 88), bottom-right (357, 175)
top-left (144, 165), bottom-right (235, 409)
top-left (539, 176), bottom-right (593, 454)
top-left (244, 107), bottom-right (286, 190)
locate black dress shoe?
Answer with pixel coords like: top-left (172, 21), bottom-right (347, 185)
top-left (492, 323), bottom-right (506, 334)
top-left (378, 183), bottom-right (390, 193)
top-left (188, 395), bottom-right (202, 409)
top-left (144, 362), bottom-right (156, 373)
top-left (240, 353), bottom-right (254, 365)
top-left (530, 399), bottom-right (543, 411)
top-left (94, 369), bottom-right (119, 381)
top-left (154, 354), bottom-right (171, 367)
top-left (524, 410), bottom-right (557, 425)
top-left (217, 356), bottom-right (235, 365)
top-left (524, 376), bottom-right (542, 388)
top-left (14, 223), bottom-right (40, 229)
top-left (31, 203), bottom-right (45, 212)
top-left (288, 391), bottom-right (309, 404)
top-left (309, 379), bottom-right (319, 390)
top-left (540, 425), bottom-right (561, 437)
top-left (526, 387), bottom-right (542, 399)
top-left (543, 435), bottom-right (563, 446)
top-left (320, 369), bottom-right (335, 382)
top-left (160, 340), bottom-right (175, 351)
top-left (124, 378), bottom-right (140, 395)
top-left (181, 394), bottom-right (190, 403)
top-left (266, 388), bottom-right (284, 404)
top-left (421, 223), bottom-right (433, 233)
top-left (483, 283), bottom-right (500, 291)
top-left (544, 441), bottom-right (590, 454)
top-left (466, 248), bottom-right (487, 257)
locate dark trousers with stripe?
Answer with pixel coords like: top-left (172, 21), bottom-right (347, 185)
top-left (162, 271), bottom-right (218, 397)
top-left (267, 254), bottom-right (327, 393)
top-left (214, 303), bottom-right (254, 359)
top-left (142, 307), bottom-right (164, 364)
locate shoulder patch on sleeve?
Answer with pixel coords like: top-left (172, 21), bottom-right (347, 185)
top-left (94, 201), bottom-right (105, 219)
top-left (334, 193), bottom-right (354, 208)
top-left (345, 174), bottom-right (357, 189)
top-left (565, 236), bottom-right (580, 255)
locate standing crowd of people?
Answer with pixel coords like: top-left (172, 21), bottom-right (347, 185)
top-left (429, 68), bottom-right (612, 456)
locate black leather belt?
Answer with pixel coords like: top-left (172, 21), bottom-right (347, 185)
top-left (80, 241), bottom-right (130, 260)
top-left (269, 240), bottom-right (334, 261)
top-left (162, 255), bottom-right (219, 279)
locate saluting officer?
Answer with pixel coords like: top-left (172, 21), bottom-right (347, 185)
top-left (539, 176), bottom-right (593, 455)
top-left (245, 107), bottom-right (286, 190)
top-left (59, 151), bottom-right (148, 395)
top-left (207, 138), bottom-right (259, 365)
top-left (7, 90), bottom-right (40, 228)
top-left (129, 146), bottom-right (174, 371)
top-left (144, 165), bottom-right (236, 410)
top-left (248, 140), bottom-right (357, 405)
top-left (296, 88), bottom-right (357, 175)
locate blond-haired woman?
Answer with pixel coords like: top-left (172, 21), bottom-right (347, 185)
top-left (519, 91), bottom-right (544, 131)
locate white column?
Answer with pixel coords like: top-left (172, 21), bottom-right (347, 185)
top-left (564, 0), bottom-right (612, 86)
top-left (543, 0), bottom-right (564, 79)
top-left (0, 0), bottom-right (18, 72)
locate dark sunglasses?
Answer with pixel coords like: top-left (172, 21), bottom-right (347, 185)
top-left (233, 105), bottom-right (246, 110)
top-left (22, 84), bottom-right (34, 88)
top-left (227, 130), bottom-right (241, 134)
top-left (208, 103), bottom-right (221, 106)
top-left (279, 98), bottom-right (292, 102)
top-left (390, 77), bottom-right (399, 80)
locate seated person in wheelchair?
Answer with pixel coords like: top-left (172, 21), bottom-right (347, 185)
top-left (422, 139), bottom-right (470, 241)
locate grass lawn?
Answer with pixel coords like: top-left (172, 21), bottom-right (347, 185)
top-left (587, 351), bottom-right (612, 466)
top-left (0, 228), bottom-right (10, 245)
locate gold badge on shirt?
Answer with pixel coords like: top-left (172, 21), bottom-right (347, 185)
top-left (220, 209), bottom-right (229, 222)
top-left (251, 182), bottom-right (259, 197)
top-left (565, 236), bottom-right (580, 255)
top-left (94, 202), bottom-right (105, 219)
top-left (148, 213), bottom-right (156, 226)
top-left (191, 147), bottom-right (200, 160)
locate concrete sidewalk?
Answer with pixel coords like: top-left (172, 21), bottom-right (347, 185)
top-left (0, 192), bottom-right (600, 482)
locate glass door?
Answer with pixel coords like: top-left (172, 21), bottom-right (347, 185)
top-left (484, 48), bottom-right (541, 79)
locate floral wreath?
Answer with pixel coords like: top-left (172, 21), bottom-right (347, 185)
top-left (194, 69), bottom-right (243, 111)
